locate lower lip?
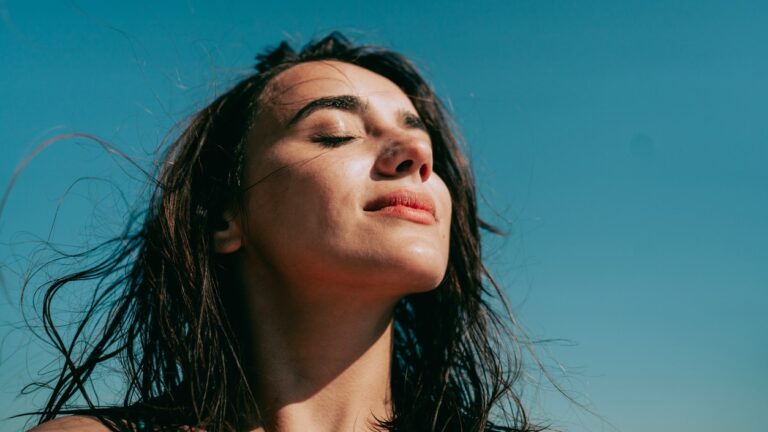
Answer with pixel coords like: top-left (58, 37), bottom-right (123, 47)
top-left (367, 205), bottom-right (436, 225)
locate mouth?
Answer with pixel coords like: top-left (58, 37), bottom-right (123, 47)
top-left (364, 189), bottom-right (437, 225)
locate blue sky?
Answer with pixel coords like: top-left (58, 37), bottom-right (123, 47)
top-left (1, 1), bottom-right (766, 431)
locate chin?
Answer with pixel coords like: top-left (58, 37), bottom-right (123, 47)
top-left (380, 246), bottom-right (448, 295)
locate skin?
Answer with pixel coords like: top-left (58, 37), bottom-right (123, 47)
top-left (29, 60), bottom-right (452, 432)
top-left (27, 416), bottom-right (107, 432)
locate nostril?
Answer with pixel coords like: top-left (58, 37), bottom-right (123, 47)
top-left (419, 164), bottom-right (429, 179)
top-left (395, 160), bottom-right (413, 172)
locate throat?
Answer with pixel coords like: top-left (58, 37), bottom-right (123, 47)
top-left (243, 293), bottom-right (397, 432)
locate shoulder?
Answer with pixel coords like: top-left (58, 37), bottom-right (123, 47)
top-left (26, 415), bottom-right (205, 432)
top-left (27, 416), bottom-right (112, 432)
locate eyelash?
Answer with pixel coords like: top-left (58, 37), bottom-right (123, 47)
top-left (309, 116), bottom-right (425, 148)
top-left (310, 134), bottom-right (357, 147)
top-left (404, 115), bottom-right (426, 130)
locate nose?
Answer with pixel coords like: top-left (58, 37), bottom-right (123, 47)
top-left (373, 131), bottom-right (433, 183)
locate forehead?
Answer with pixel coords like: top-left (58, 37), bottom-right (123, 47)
top-left (261, 60), bottom-right (417, 118)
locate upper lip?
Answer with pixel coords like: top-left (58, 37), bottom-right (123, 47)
top-left (364, 189), bottom-right (436, 218)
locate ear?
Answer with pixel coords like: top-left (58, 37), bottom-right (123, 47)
top-left (213, 210), bottom-right (243, 254)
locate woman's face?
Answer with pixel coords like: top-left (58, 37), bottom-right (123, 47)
top-left (229, 61), bottom-right (451, 300)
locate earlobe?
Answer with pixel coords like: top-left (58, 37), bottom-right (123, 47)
top-left (213, 211), bottom-right (243, 254)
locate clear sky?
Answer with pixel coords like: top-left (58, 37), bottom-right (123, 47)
top-left (1, 1), bottom-right (766, 431)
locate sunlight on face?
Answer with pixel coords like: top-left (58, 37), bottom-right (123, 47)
top-left (237, 61), bottom-right (452, 300)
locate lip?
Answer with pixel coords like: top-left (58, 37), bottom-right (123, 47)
top-left (364, 189), bottom-right (437, 225)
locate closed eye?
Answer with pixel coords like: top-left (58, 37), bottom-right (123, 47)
top-left (310, 134), bottom-right (357, 148)
top-left (402, 113), bottom-right (427, 131)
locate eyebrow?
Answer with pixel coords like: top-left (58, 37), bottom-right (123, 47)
top-left (286, 95), bottom-right (365, 127)
top-left (285, 94), bottom-right (426, 131)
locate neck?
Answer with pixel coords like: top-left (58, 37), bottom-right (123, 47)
top-left (238, 267), bottom-right (397, 432)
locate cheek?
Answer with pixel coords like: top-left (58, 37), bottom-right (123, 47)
top-left (291, 154), bottom-right (369, 229)
top-left (242, 152), bottom-right (368, 261)
top-left (433, 179), bottom-right (453, 248)
top-left (246, 172), bottom-right (326, 241)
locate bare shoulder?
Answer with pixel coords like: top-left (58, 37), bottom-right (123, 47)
top-left (27, 416), bottom-right (112, 432)
top-left (26, 416), bottom-right (206, 432)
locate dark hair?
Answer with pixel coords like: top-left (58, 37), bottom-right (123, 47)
top-left (21, 32), bottom-right (544, 431)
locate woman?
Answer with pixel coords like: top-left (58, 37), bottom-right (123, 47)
top-left (26, 32), bottom-right (542, 432)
